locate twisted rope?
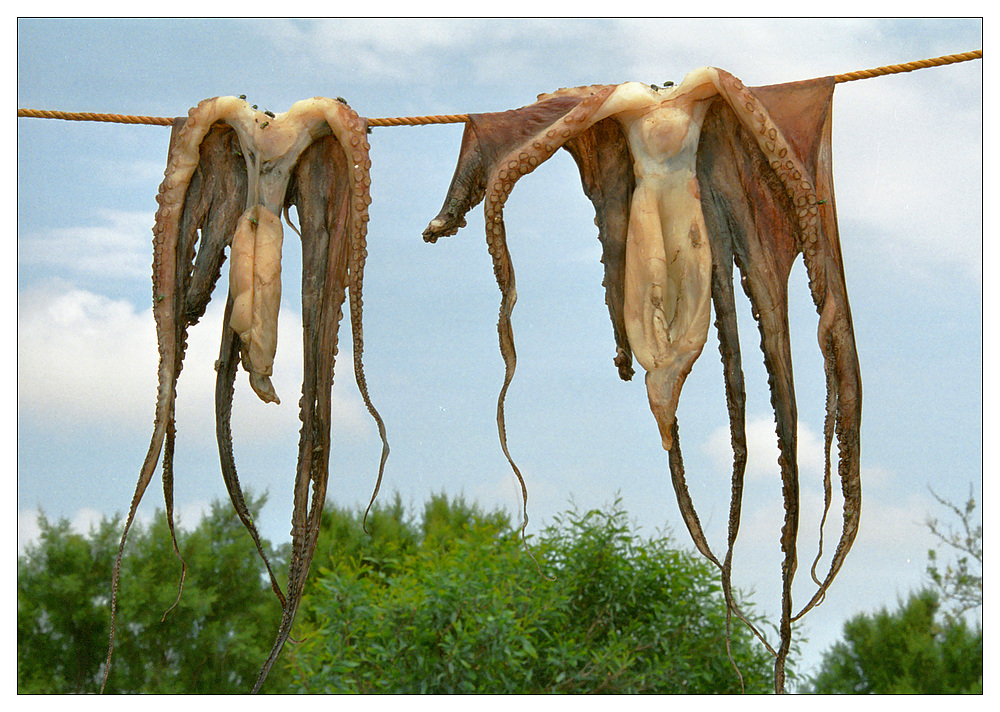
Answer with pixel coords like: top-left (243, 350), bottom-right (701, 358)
top-left (15, 109), bottom-right (173, 126)
top-left (368, 113), bottom-right (468, 127)
top-left (833, 49), bottom-right (982, 84)
top-left (17, 50), bottom-right (981, 128)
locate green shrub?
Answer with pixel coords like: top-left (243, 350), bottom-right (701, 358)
top-left (287, 494), bottom-right (777, 693)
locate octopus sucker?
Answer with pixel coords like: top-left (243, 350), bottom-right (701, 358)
top-left (425, 68), bottom-right (861, 694)
top-left (105, 96), bottom-right (389, 694)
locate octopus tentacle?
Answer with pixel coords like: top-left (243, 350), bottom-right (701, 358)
top-left (561, 118), bottom-right (636, 381)
top-left (714, 72), bottom-right (862, 624)
top-left (104, 109), bottom-right (234, 690)
top-left (253, 104), bottom-right (388, 693)
top-left (215, 295), bottom-right (286, 606)
top-left (423, 86), bottom-right (619, 543)
top-left (337, 116), bottom-right (391, 535)
top-left (692, 72), bottom-right (861, 691)
top-left (708, 220), bottom-right (781, 659)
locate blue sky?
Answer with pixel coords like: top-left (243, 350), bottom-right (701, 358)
top-left (17, 18), bottom-right (982, 679)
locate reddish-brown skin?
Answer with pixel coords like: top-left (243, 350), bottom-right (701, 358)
top-left (424, 72), bottom-right (861, 694)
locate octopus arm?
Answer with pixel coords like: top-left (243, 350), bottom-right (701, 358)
top-left (561, 119), bottom-right (637, 380)
top-left (251, 107), bottom-right (385, 694)
top-left (105, 107), bottom-right (260, 688)
top-left (693, 73), bottom-right (862, 690)
top-left (422, 85), bottom-right (621, 537)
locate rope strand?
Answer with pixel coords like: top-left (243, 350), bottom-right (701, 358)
top-left (833, 49), bottom-right (982, 84)
top-left (17, 49), bottom-right (981, 128)
top-left (15, 109), bottom-right (173, 126)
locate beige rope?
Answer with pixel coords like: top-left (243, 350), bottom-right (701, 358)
top-left (368, 113), bottom-right (469, 127)
top-left (17, 50), bottom-right (982, 128)
top-left (833, 49), bottom-right (982, 84)
top-left (16, 109), bottom-right (173, 126)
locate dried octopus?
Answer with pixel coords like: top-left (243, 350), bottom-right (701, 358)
top-left (103, 96), bottom-right (389, 693)
top-left (423, 68), bottom-right (862, 692)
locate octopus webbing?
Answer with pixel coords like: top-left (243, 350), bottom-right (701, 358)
top-left (423, 68), bottom-right (862, 693)
top-left (103, 96), bottom-right (389, 693)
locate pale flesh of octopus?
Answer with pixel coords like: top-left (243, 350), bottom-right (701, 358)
top-left (104, 96), bottom-right (389, 693)
top-left (424, 68), bottom-right (861, 693)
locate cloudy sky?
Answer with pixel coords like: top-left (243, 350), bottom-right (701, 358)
top-left (17, 18), bottom-right (982, 678)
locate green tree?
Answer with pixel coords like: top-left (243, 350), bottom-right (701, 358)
top-left (18, 494), bottom-right (295, 694)
top-left (20, 493), bottom-right (784, 694)
top-left (805, 488), bottom-right (983, 694)
top-left (285, 494), bottom-right (780, 693)
top-left (805, 590), bottom-right (982, 694)
top-left (17, 512), bottom-right (121, 693)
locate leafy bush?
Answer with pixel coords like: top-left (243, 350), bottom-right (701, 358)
top-left (805, 590), bottom-right (982, 694)
top-left (287, 494), bottom-right (777, 693)
top-left (18, 492), bottom-right (780, 694)
top-left (18, 494), bottom-right (293, 694)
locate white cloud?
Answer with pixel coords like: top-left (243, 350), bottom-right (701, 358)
top-left (17, 284), bottom-right (158, 427)
top-left (256, 19), bottom-right (485, 84)
top-left (18, 209), bottom-right (154, 280)
top-left (17, 282), bottom-right (375, 442)
top-left (701, 414), bottom-right (828, 484)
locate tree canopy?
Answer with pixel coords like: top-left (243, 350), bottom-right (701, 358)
top-left (18, 494), bottom-right (293, 694)
top-left (19, 492), bottom-right (782, 693)
top-left (287, 493), bottom-right (781, 693)
top-left (805, 590), bottom-right (982, 694)
top-left (804, 487), bottom-right (983, 694)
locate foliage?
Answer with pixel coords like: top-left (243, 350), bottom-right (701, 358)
top-left (286, 494), bottom-right (779, 693)
top-left (17, 512), bottom-right (121, 693)
top-left (804, 590), bottom-right (982, 694)
top-left (19, 492), bottom-right (781, 694)
top-left (925, 487), bottom-right (982, 621)
top-left (805, 488), bottom-right (983, 694)
top-left (17, 494), bottom-right (294, 694)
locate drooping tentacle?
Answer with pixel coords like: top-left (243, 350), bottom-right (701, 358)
top-left (104, 110), bottom-right (238, 690)
top-left (792, 91), bottom-right (862, 620)
top-left (423, 86), bottom-right (618, 539)
top-left (337, 116), bottom-right (392, 535)
top-left (704, 188), bottom-right (784, 660)
top-left (561, 118), bottom-right (636, 381)
top-left (708, 73), bottom-right (862, 626)
top-left (252, 107), bottom-right (379, 690)
top-left (215, 295), bottom-right (286, 607)
top-left (691, 72), bottom-right (861, 692)
top-left (695, 80), bottom-right (810, 693)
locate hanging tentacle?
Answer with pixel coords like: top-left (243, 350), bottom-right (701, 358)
top-left (215, 295), bottom-right (286, 606)
top-left (252, 106), bottom-right (380, 690)
top-left (104, 111), bottom-right (243, 690)
top-left (423, 85), bottom-right (619, 541)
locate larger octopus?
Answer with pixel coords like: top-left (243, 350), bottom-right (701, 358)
top-left (423, 68), bottom-right (862, 693)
